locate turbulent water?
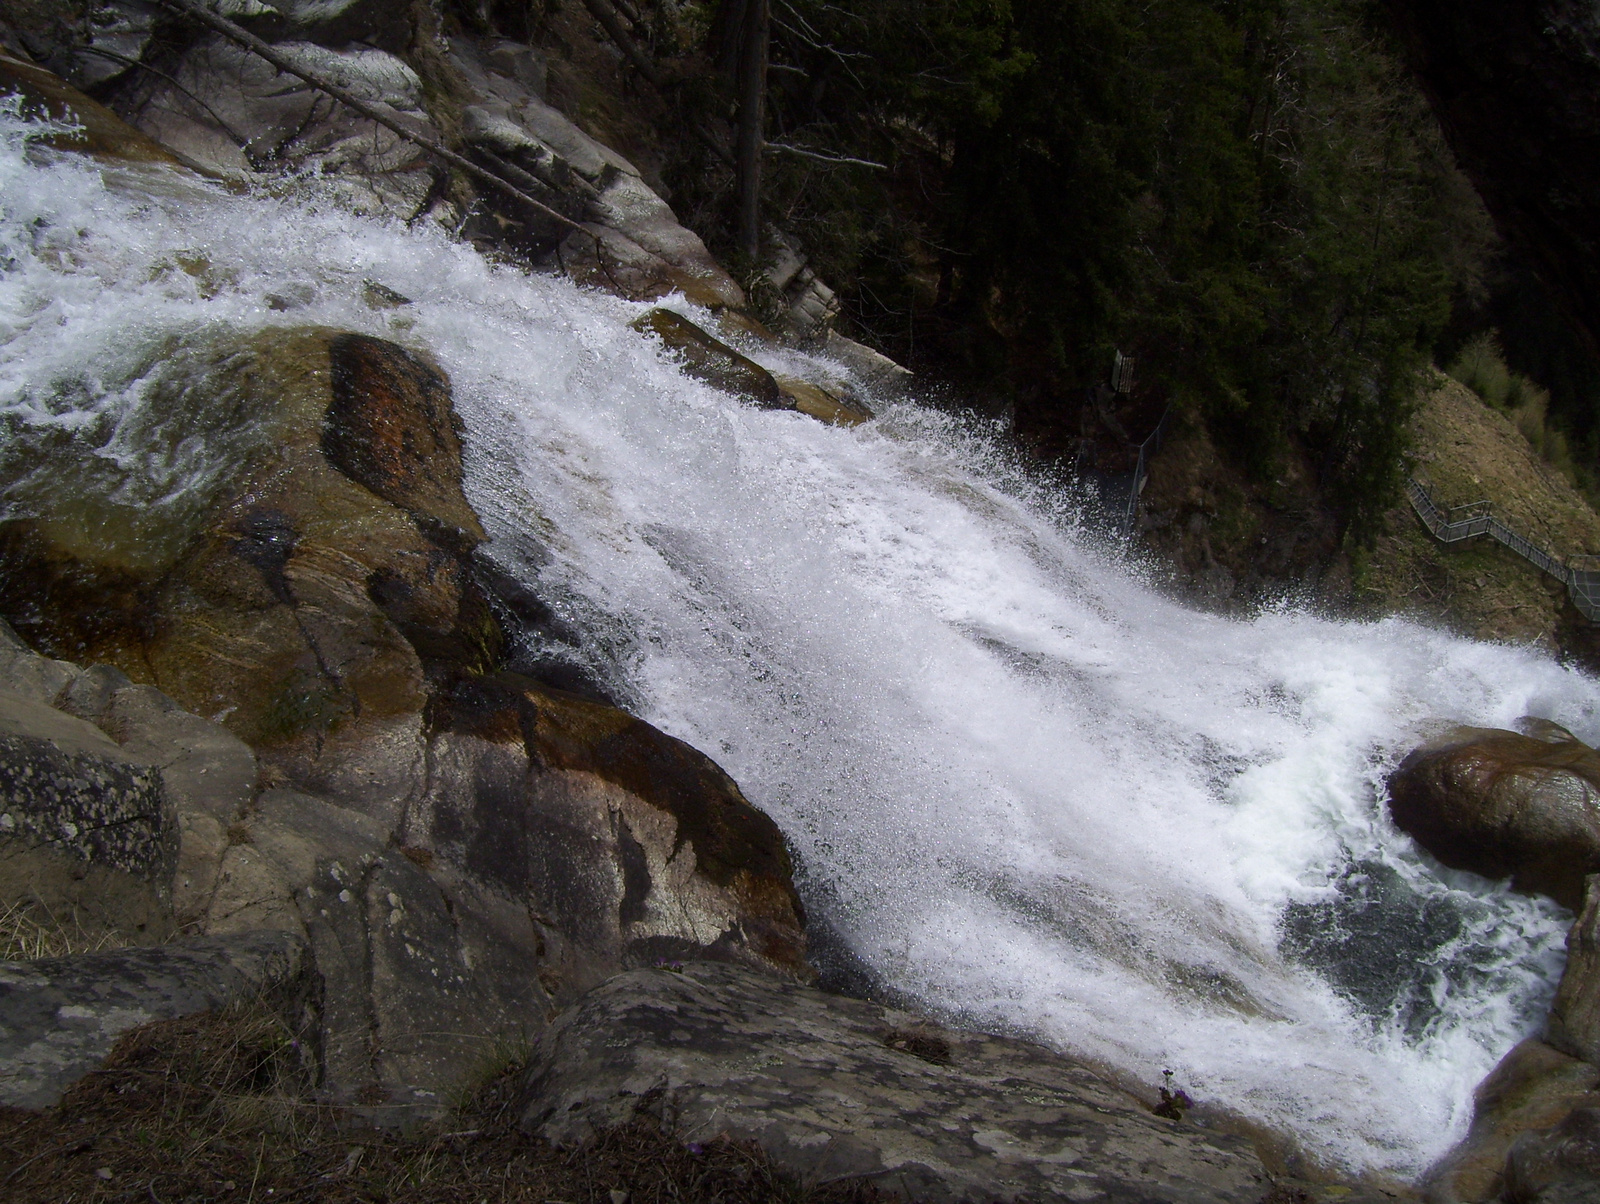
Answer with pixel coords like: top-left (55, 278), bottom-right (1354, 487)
top-left (4, 104), bottom-right (1598, 1174)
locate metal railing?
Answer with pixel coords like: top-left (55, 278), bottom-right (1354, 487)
top-left (1406, 478), bottom-right (1600, 621)
top-left (1121, 408), bottom-right (1172, 539)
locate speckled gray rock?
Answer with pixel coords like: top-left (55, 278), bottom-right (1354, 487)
top-left (0, 690), bottom-right (178, 940)
top-left (0, 723), bottom-right (173, 886)
top-left (0, 928), bottom-right (309, 1109)
top-left (517, 962), bottom-right (1267, 1204)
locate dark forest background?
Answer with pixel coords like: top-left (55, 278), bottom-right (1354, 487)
top-left (462, 0), bottom-right (1600, 543)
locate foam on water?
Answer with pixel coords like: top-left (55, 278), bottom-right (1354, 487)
top-left (2, 105), bottom-right (1593, 1173)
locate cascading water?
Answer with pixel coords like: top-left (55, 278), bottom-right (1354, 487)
top-left (3, 104), bottom-right (1595, 1175)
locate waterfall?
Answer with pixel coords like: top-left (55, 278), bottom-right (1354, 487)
top-left (2, 103), bottom-right (1593, 1175)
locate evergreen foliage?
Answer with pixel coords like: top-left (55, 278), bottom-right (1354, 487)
top-left (651, 0), bottom-right (1488, 542)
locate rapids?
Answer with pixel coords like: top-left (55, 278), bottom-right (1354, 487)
top-left (2, 103), bottom-right (1595, 1174)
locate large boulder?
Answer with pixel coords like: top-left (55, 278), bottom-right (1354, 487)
top-left (0, 320), bottom-right (809, 1082)
top-left (0, 326), bottom-right (492, 809)
top-left (122, 35), bottom-right (438, 215)
top-left (1386, 721), bottom-right (1600, 909)
top-left (517, 960), bottom-right (1269, 1204)
top-left (0, 929), bottom-right (309, 1109)
top-left (412, 672), bottom-right (810, 993)
top-left (1505, 1107), bottom-right (1600, 1204)
top-left (1423, 1038), bottom-right (1600, 1203)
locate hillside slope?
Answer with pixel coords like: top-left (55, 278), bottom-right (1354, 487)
top-left (1361, 373), bottom-right (1600, 658)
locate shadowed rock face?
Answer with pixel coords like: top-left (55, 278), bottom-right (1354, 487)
top-left (517, 960), bottom-right (1268, 1204)
top-left (1387, 721), bottom-right (1600, 909)
top-left (1384, 1), bottom-right (1600, 359)
top-left (416, 672), bottom-right (810, 988)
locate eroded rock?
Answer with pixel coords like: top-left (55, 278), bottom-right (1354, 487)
top-left (409, 672), bottom-right (809, 994)
top-left (517, 960), bottom-right (1267, 1204)
top-left (1387, 721), bottom-right (1600, 908)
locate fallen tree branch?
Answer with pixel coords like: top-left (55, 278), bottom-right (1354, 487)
top-left (765, 140), bottom-right (886, 169)
top-left (156, 0), bottom-right (594, 241)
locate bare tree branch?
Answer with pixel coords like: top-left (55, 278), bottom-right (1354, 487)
top-left (765, 140), bottom-right (886, 169)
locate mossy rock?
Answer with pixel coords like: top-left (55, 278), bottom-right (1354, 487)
top-left (0, 327), bottom-right (498, 763)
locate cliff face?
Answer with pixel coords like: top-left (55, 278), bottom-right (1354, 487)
top-left (1385, 0), bottom-right (1600, 361)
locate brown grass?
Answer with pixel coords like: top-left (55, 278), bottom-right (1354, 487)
top-left (0, 899), bottom-right (125, 961)
top-left (0, 1004), bottom-right (902, 1203)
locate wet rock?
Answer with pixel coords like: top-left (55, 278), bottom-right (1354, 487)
top-left (409, 672), bottom-right (809, 994)
top-left (0, 48), bottom-right (191, 169)
top-left (1424, 1039), bottom-right (1600, 1203)
top-left (1386, 722), bottom-right (1600, 909)
top-left (517, 960), bottom-right (1267, 1204)
top-left (0, 928), bottom-right (309, 1109)
top-left (775, 374), bottom-right (873, 427)
top-left (630, 308), bottom-right (784, 409)
top-left (0, 326), bottom-right (493, 809)
top-left (1505, 1107), bottom-right (1600, 1204)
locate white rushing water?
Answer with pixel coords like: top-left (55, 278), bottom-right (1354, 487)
top-left (3, 104), bottom-right (1596, 1174)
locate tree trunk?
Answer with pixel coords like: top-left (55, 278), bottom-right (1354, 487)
top-left (735, 0), bottom-right (769, 260)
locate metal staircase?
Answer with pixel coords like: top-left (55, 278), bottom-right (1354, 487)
top-left (1406, 478), bottom-right (1600, 621)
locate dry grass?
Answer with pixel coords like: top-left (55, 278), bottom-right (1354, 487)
top-left (0, 1004), bottom-right (902, 1204)
top-left (0, 899), bottom-right (125, 961)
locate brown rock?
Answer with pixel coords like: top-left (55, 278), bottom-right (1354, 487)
top-left (630, 308), bottom-right (785, 409)
top-left (0, 326), bottom-right (496, 812)
top-left (0, 49), bottom-right (193, 170)
top-left (1505, 1107), bottom-right (1600, 1204)
top-left (1424, 1039), bottom-right (1600, 1202)
top-left (1386, 722), bottom-right (1600, 909)
top-left (775, 374), bottom-right (874, 427)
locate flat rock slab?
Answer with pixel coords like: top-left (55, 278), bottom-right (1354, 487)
top-left (518, 962), bottom-right (1267, 1204)
top-left (0, 929), bottom-right (307, 1109)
